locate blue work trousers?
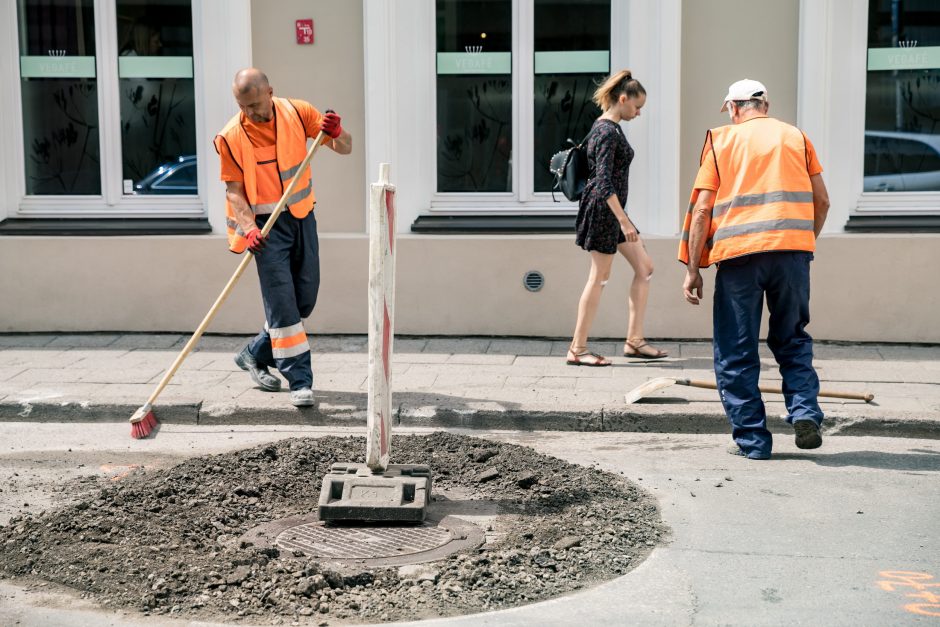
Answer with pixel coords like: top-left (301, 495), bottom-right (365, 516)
top-left (247, 211), bottom-right (320, 391)
top-left (713, 251), bottom-right (823, 458)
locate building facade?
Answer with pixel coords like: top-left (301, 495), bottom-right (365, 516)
top-left (1, 0), bottom-right (938, 342)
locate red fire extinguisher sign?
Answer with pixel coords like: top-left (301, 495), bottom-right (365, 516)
top-left (296, 19), bottom-right (314, 45)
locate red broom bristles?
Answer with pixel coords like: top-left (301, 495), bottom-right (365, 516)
top-left (129, 405), bottom-right (158, 439)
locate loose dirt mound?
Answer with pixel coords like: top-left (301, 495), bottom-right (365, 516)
top-left (0, 433), bottom-right (663, 623)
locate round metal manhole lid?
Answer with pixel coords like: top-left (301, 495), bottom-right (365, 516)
top-left (276, 523), bottom-right (453, 560)
top-left (240, 513), bottom-right (485, 568)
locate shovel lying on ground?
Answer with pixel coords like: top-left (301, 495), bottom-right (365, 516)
top-left (624, 377), bottom-right (875, 405)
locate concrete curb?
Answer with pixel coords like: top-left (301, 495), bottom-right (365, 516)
top-left (1, 400), bottom-right (938, 440)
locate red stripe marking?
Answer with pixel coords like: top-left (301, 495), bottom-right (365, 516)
top-left (382, 302), bottom-right (391, 380)
top-left (385, 189), bottom-right (395, 253)
top-left (379, 409), bottom-right (388, 456)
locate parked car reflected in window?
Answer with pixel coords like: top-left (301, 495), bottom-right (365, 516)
top-left (864, 131), bottom-right (940, 192)
top-left (134, 155), bottom-right (196, 194)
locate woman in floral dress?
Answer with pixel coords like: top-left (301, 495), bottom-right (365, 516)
top-left (567, 69), bottom-right (668, 366)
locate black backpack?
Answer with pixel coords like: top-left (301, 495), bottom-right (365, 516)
top-left (549, 133), bottom-right (590, 202)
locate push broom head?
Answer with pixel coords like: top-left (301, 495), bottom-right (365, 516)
top-left (624, 377), bottom-right (677, 404)
top-left (129, 403), bottom-right (157, 439)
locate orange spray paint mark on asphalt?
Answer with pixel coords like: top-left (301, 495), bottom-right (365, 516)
top-left (99, 464), bottom-right (144, 481)
top-left (878, 571), bottom-right (940, 617)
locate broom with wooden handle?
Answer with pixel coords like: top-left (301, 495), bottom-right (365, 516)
top-left (624, 377), bottom-right (874, 405)
top-left (129, 128), bottom-right (329, 439)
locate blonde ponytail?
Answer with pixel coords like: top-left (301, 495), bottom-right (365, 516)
top-left (592, 69), bottom-right (646, 111)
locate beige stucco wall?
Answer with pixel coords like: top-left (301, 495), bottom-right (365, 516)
top-left (248, 0), bottom-right (366, 234)
top-left (2, 1), bottom-right (939, 344)
top-left (680, 0), bottom-right (800, 217)
top-left (3, 234), bottom-right (939, 343)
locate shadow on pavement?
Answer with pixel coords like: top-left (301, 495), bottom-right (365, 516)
top-left (774, 449), bottom-right (940, 472)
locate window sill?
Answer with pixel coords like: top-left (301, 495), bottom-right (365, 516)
top-left (410, 214), bottom-right (575, 234)
top-left (844, 214), bottom-right (940, 233)
top-left (0, 218), bottom-right (212, 236)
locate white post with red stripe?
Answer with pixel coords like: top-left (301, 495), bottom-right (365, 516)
top-left (366, 163), bottom-right (396, 472)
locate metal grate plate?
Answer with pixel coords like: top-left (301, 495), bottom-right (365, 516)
top-left (275, 523), bottom-right (453, 560)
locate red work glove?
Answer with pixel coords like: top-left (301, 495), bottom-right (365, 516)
top-left (321, 110), bottom-right (342, 139)
top-left (245, 228), bottom-right (267, 254)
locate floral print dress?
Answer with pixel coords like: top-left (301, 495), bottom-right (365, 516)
top-left (575, 118), bottom-right (636, 254)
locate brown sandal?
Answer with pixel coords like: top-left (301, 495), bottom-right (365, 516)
top-left (623, 340), bottom-right (668, 360)
top-left (567, 347), bottom-right (612, 367)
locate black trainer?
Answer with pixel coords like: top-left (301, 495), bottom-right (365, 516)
top-left (794, 420), bottom-right (823, 449)
top-left (234, 346), bottom-right (281, 392)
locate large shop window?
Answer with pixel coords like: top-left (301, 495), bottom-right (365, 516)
top-left (864, 1), bottom-right (940, 198)
top-left (14, 0), bottom-right (202, 225)
top-left (434, 0), bottom-right (610, 204)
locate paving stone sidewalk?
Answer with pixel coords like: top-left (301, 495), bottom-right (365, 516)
top-left (0, 334), bottom-right (938, 438)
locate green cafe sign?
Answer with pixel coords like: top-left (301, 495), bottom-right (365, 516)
top-left (867, 46), bottom-right (940, 72)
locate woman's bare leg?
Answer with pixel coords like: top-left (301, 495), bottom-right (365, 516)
top-left (570, 251), bottom-right (616, 360)
top-left (617, 237), bottom-right (667, 356)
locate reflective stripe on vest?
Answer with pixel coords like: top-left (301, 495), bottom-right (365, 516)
top-left (268, 321), bottom-right (309, 360)
top-left (678, 119), bottom-right (816, 267)
top-left (216, 97), bottom-right (316, 253)
top-left (251, 202), bottom-right (277, 215)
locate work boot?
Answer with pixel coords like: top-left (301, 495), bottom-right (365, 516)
top-left (234, 346), bottom-right (281, 392)
top-left (794, 420), bottom-right (822, 449)
top-left (290, 387), bottom-right (315, 407)
top-left (727, 443), bottom-right (771, 460)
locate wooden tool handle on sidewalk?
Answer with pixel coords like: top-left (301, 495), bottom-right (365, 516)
top-left (143, 131), bottom-right (328, 407)
top-left (676, 379), bottom-right (875, 403)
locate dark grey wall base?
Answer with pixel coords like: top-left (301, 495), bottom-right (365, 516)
top-left (844, 214), bottom-right (940, 232)
top-left (0, 218), bottom-right (212, 236)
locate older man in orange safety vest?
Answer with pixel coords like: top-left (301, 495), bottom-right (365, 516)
top-left (679, 78), bottom-right (831, 460)
top-left (214, 68), bottom-right (351, 407)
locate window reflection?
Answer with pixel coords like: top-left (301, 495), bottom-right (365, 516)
top-left (533, 0), bottom-right (609, 194)
top-left (865, 0), bottom-right (940, 192)
top-left (17, 0), bottom-right (100, 195)
top-left (117, 0), bottom-right (198, 195)
top-left (436, 0), bottom-right (512, 193)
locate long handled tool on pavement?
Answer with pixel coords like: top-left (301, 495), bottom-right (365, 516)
top-left (624, 377), bottom-right (874, 405)
top-left (129, 128), bottom-right (330, 438)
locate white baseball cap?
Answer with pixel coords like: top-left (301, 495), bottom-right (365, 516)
top-left (720, 79), bottom-right (768, 112)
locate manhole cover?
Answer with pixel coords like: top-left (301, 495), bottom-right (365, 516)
top-left (240, 512), bottom-right (484, 568)
top-left (276, 523), bottom-right (452, 559)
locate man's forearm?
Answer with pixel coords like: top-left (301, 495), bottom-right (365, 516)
top-left (809, 174), bottom-right (830, 238)
top-left (226, 191), bottom-right (256, 235)
top-left (687, 192), bottom-right (715, 273)
top-left (687, 214), bottom-right (707, 273)
top-left (325, 129), bottom-right (352, 155)
top-left (813, 205), bottom-right (829, 238)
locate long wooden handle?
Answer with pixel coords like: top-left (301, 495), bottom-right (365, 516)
top-left (677, 379), bottom-right (874, 403)
top-left (144, 130), bottom-right (328, 407)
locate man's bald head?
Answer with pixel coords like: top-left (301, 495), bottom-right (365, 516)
top-left (232, 68), bottom-right (274, 123)
top-left (233, 68), bottom-right (270, 95)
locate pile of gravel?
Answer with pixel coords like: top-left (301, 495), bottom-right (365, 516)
top-left (0, 432), bottom-right (663, 624)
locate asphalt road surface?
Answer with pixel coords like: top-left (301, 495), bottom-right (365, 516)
top-left (0, 423), bottom-right (938, 626)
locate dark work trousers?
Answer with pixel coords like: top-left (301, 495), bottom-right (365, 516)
top-left (713, 251), bottom-right (823, 458)
top-left (247, 211), bottom-right (320, 391)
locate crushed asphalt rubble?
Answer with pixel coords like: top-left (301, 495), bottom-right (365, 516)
top-left (0, 432), bottom-right (664, 624)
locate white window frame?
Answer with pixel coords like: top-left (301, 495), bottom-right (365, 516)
top-left (364, 0), bottom-right (680, 235)
top-left (0, 0), bottom-right (250, 225)
top-left (798, 0), bottom-right (940, 231)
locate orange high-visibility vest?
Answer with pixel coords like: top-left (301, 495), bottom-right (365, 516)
top-left (215, 97), bottom-right (315, 253)
top-left (678, 118), bottom-right (816, 267)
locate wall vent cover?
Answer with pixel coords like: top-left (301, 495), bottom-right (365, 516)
top-left (523, 271), bottom-right (544, 292)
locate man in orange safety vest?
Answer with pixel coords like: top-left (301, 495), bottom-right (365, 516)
top-left (214, 68), bottom-right (351, 407)
top-left (679, 78), bottom-right (830, 460)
